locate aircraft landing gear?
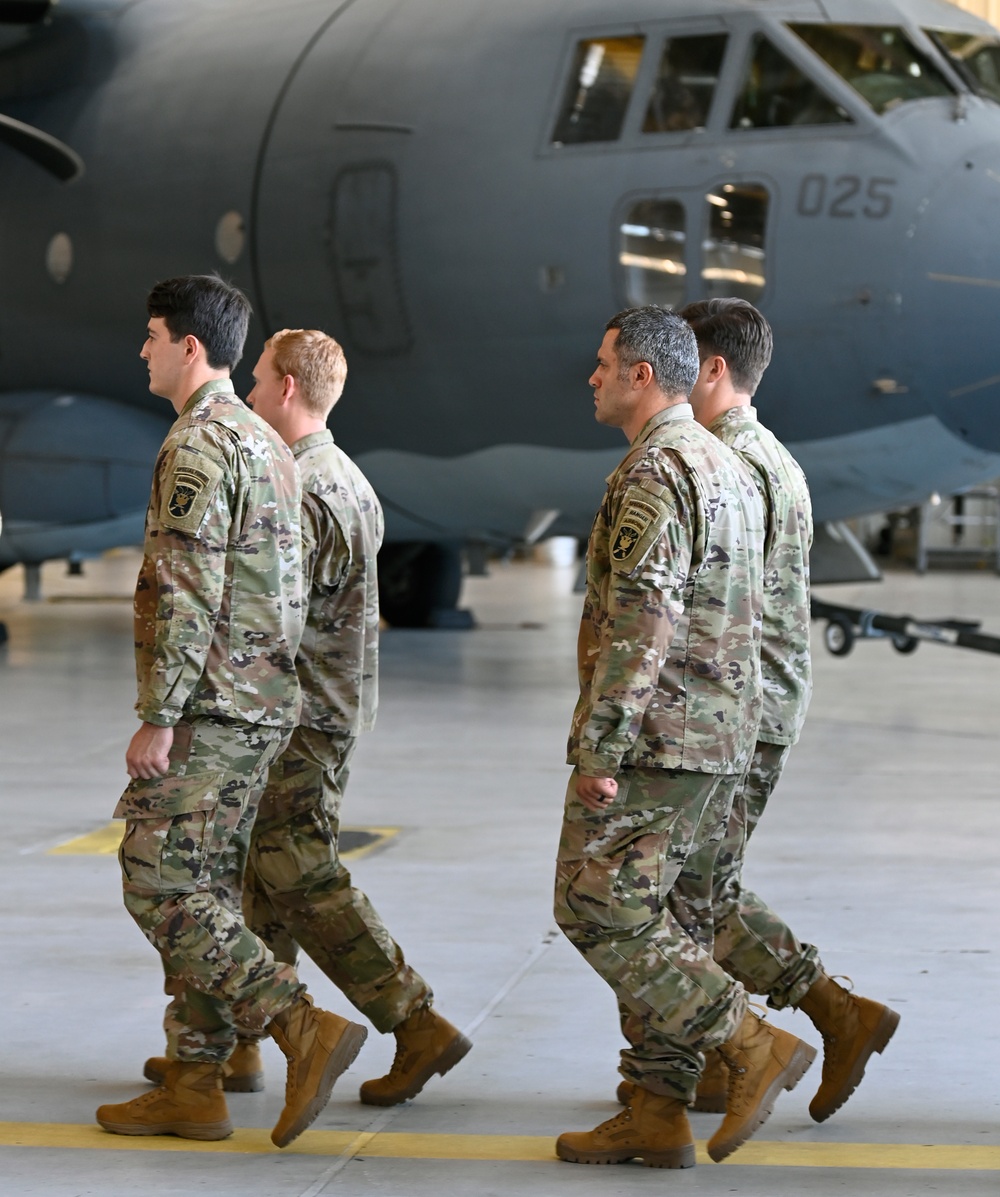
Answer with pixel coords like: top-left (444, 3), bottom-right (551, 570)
top-left (377, 541), bottom-right (474, 629)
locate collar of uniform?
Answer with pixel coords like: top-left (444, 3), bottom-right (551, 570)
top-left (292, 428), bottom-right (334, 459)
top-left (632, 402), bottom-right (694, 447)
top-left (709, 404), bottom-right (758, 436)
top-left (179, 378), bottom-right (236, 416)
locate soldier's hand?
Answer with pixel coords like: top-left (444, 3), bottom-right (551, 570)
top-left (126, 722), bottom-right (175, 779)
top-left (576, 774), bottom-right (619, 811)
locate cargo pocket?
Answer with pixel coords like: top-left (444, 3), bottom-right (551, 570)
top-left (565, 831), bottom-right (666, 933)
top-left (119, 811), bottom-right (214, 895)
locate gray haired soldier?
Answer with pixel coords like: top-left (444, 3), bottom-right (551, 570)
top-left (553, 306), bottom-right (816, 1170)
top-left (677, 297), bottom-right (899, 1119)
top-left (153, 328), bottom-right (470, 1103)
top-left (97, 278), bottom-right (367, 1149)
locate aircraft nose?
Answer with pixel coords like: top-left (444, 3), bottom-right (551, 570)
top-left (910, 147), bottom-right (1000, 453)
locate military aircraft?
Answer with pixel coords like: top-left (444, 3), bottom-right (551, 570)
top-left (2, 0), bottom-right (1000, 624)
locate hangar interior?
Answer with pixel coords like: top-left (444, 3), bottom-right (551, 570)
top-left (0, 549), bottom-right (997, 1196)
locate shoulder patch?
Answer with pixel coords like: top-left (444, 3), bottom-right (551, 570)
top-left (611, 487), bottom-right (671, 569)
top-left (159, 457), bottom-right (224, 535)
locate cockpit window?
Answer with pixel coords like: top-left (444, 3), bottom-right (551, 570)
top-left (643, 34), bottom-right (728, 133)
top-left (731, 34), bottom-right (852, 128)
top-left (552, 36), bottom-right (645, 145)
top-left (789, 25), bottom-right (955, 114)
top-left (928, 30), bottom-right (1000, 103)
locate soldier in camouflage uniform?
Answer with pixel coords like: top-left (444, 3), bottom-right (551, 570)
top-left (677, 298), bottom-right (899, 1122)
top-left (553, 306), bottom-right (816, 1170)
top-left (188, 329), bottom-right (468, 1104)
top-left (97, 277), bottom-right (368, 1150)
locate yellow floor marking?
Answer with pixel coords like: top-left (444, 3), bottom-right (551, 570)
top-left (0, 1123), bottom-right (997, 1169)
top-left (48, 824), bottom-right (125, 855)
top-left (47, 823), bottom-right (398, 858)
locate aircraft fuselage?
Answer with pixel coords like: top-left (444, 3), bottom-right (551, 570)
top-left (2, 0), bottom-right (1000, 562)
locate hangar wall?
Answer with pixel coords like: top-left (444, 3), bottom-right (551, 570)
top-left (953, 0), bottom-right (1000, 27)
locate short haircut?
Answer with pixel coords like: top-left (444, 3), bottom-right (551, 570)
top-left (678, 297), bottom-right (773, 396)
top-left (266, 329), bottom-right (348, 419)
top-left (146, 275), bottom-right (251, 372)
top-left (606, 306), bottom-right (699, 397)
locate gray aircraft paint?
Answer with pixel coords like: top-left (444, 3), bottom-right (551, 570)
top-left (1, 0), bottom-right (1000, 569)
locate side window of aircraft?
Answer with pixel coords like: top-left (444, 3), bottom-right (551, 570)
top-left (789, 25), bottom-right (955, 114)
top-left (552, 36), bottom-right (645, 144)
top-left (702, 184), bottom-right (768, 301)
top-left (928, 30), bottom-right (1000, 103)
top-left (643, 34), bottom-right (728, 133)
top-left (731, 34), bottom-right (852, 128)
top-left (619, 199), bottom-right (687, 309)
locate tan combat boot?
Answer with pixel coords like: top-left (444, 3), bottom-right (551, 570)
top-left (690, 1047), bottom-right (729, 1112)
top-left (96, 1061), bottom-right (232, 1140)
top-left (798, 974), bottom-right (900, 1123)
top-left (359, 1005), bottom-right (472, 1106)
top-left (268, 994), bottom-right (368, 1147)
top-left (616, 1047), bottom-right (728, 1112)
top-left (557, 1086), bottom-right (695, 1168)
top-left (143, 1040), bottom-right (265, 1093)
top-left (707, 1009), bottom-right (816, 1162)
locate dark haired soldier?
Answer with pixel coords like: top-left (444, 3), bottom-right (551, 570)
top-left (677, 297), bottom-right (899, 1121)
top-left (143, 328), bottom-right (471, 1104)
top-left (554, 306), bottom-right (815, 1169)
top-left (96, 276), bottom-right (367, 1148)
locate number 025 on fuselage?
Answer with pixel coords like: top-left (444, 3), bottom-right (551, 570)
top-left (1, 0), bottom-right (999, 602)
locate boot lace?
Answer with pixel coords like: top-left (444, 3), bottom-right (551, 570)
top-left (596, 1106), bottom-right (635, 1134)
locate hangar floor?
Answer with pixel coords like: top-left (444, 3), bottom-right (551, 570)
top-left (0, 550), bottom-right (998, 1196)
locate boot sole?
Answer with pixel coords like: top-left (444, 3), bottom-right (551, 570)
top-left (96, 1117), bottom-right (233, 1141)
top-left (707, 1041), bottom-right (817, 1163)
top-left (271, 1023), bottom-right (368, 1148)
top-left (359, 1031), bottom-right (473, 1106)
top-left (809, 1006), bottom-right (901, 1123)
top-left (556, 1141), bottom-right (695, 1169)
top-left (220, 1072), bottom-right (265, 1094)
top-left (143, 1059), bottom-right (264, 1095)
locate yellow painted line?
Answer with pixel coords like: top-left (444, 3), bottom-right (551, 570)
top-left (47, 824), bottom-right (398, 859)
top-left (0, 1124), bottom-right (997, 1169)
top-left (48, 823), bottom-right (125, 855)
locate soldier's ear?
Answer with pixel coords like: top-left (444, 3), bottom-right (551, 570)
top-left (706, 354), bottom-right (727, 383)
top-left (633, 360), bottom-right (655, 389)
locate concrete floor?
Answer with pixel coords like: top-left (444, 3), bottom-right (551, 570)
top-left (0, 549), bottom-right (998, 1195)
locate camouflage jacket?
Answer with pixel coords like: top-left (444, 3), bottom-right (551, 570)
top-left (133, 380), bottom-right (304, 728)
top-left (294, 430), bottom-right (383, 736)
top-left (710, 406), bottom-right (812, 746)
top-left (568, 404), bottom-right (764, 777)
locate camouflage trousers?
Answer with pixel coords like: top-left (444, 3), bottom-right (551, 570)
top-left (555, 767), bottom-right (748, 1103)
top-left (240, 725), bottom-right (430, 1037)
top-left (115, 718), bottom-right (303, 1063)
top-left (712, 740), bottom-right (822, 1009)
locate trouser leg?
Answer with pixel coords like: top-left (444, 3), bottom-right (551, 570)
top-left (161, 778), bottom-right (267, 1061)
top-left (554, 767), bottom-right (747, 1103)
top-left (244, 727), bottom-right (431, 1034)
top-left (712, 741), bottom-right (822, 1009)
top-left (118, 721), bottom-right (303, 1063)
